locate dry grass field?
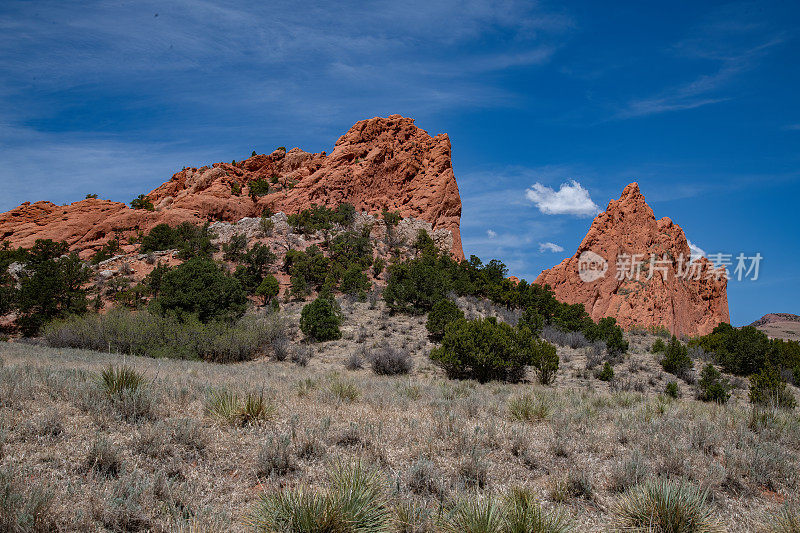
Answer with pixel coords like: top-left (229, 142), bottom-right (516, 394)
top-left (1, 298), bottom-right (799, 531)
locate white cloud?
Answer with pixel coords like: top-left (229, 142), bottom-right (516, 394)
top-left (486, 229), bottom-right (497, 239)
top-left (687, 239), bottom-right (706, 262)
top-left (525, 180), bottom-right (600, 217)
top-left (539, 242), bottom-right (564, 253)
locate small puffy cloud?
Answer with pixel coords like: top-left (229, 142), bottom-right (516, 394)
top-left (687, 239), bottom-right (706, 262)
top-left (525, 180), bottom-right (600, 217)
top-left (487, 229), bottom-right (497, 239)
top-left (539, 242), bottom-right (564, 253)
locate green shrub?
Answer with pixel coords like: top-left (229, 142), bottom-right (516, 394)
top-left (91, 238), bottom-right (121, 264)
top-left (597, 362), bottom-right (614, 382)
top-left (139, 222), bottom-right (218, 259)
top-left (425, 299), bottom-right (464, 341)
top-left (611, 479), bottom-right (724, 533)
top-left (300, 296), bottom-right (342, 341)
top-left (45, 309), bottom-right (284, 362)
top-left (430, 318), bottom-right (556, 384)
top-left (328, 378), bottom-right (361, 403)
top-left (222, 233), bottom-right (248, 262)
top-left (130, 194), bottom-right (154, 210)
top-left (287, 203), bottom-right (356, 234)
top-left (340, 266), bottom-right (370, 297)
top-left (697, 364), bottom-right (731, 403)
top-left (692, 323), bottom-right (773, 376)
top-left (256, 275), bottom-right (280, 305)
top-left (665, 381), bottom-right (680, 399)
top-left (750, 363), bottom-right (796, 409)
top-left (85, 193), bottom-right (98, 199)
top-left (14, 240), bottom-right (89, 336)
top-left (660, 336), bottom-right (693, 376)
top-left (651, 338), bottom-right (667, 353)
top-left (372, 257), bottom-right (385, 277)
top-left (153, 258), bottom-right (246, 322)
top-left (248, 178), bottom-right (271, 198)
top-left (383, 255), bottom-right (451, 314)
top-left (585, 316), bottom-right (628, 355)
top-left (527, 337), bottom-right (559, 385)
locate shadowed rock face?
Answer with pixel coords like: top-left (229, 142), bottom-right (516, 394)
top-left (0, 115), bottom-right (463, 259)
top-left (536, 183), bottom-right (729, 337)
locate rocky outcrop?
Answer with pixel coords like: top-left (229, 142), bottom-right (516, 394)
top-left (536, 183), bottom-right (729, 336)
top-left (0, 115), bottom-right (463, 259)
top-left (749, 313), bottom-right (800, 328)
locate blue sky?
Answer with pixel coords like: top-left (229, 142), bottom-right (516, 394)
top-left (1, 0), bottom-right (798, 325)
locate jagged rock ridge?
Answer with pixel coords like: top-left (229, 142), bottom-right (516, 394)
top-left (0, 115), bottom-right (463, 259)
top-left (536, 183), bottom-right (729, 336)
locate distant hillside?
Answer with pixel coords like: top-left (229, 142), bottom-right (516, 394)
top-left (750, 313), bottom-right (800, 342)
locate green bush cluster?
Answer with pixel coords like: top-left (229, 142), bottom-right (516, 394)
top-left (233, 243), bottom-right (277, 292)
top-left (0, 239), bottom-right (89, 336)
top-left (385, 251), bottom-right (627, 353)
top-left (430, 317), bottom-right (558, 384)
top-left (425, 299), bottom-right (464, 341)
top-left (691, 323), bottom-right (800, 382)
top-left (300, 295), bottom-right (343, 341)
top-left (90, 238), bottom-right (121, 264)
top-left (44, 309), bottom-right (284, 362)
top-left (284, 229), bottom-right (373, 299)
top-left (151, 258), bottom-right (247, 322)
top-left (287, 203), bottom-right (356, 234)
top-left (248, 178), bottom-right (271, 198)
top-left (660, 336), bottom-right (693, 376)
top-left (597, 361), bottom-right (614, 382)
top-left (749, 363), bottom-right (796, 409)
top-left (130, 194), bottom-right (154, 210)
top-left (139, 222), bottom-right (218, 259)
top-left (651, 338), bottom-right (666, 353)
top-left (697, 364), bottom-right (731, 403)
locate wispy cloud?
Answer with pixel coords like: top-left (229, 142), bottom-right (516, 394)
top-left (687, 239), bottom-right (706, 262)
top-left (616, 8), bottom-right (785, 119)
top-left (539, 242), bottom-right (565, 253)
top-left (525, 180), bottom-right (600, 217)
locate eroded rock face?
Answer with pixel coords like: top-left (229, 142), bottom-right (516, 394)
top-left (0, 115), bottom-right (463, 259)
top-left (536, 183), bottom-right (729, 336)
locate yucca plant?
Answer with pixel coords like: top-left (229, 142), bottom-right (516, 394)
top-left (100, 364), bottom-right (145, 397)
top-left (439, 495), bottom-right (504, 533)
top-left (503, 487), bottom-right (571, 533)
top-left (205, 389), bottom-right (274, 426)
top-left (240, 391), bottom-right (275, 425)
top-left (610, 478), bottom-right (724, 532)
top-left (248, 462), bottom-right (391, 532)
top-left (205, 389), bottom-right (240, 425)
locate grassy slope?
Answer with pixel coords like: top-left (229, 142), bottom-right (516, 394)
top-left (1, 298), bottom-right (799, 531)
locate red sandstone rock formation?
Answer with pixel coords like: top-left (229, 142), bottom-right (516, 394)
top-left (0, 115), bottom-right (463, 259)
top-left (536, 183), bottom-right (729, 336)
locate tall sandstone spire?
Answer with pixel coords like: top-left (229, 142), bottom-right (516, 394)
top-left (536, 182), bottom-right (729, 336)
